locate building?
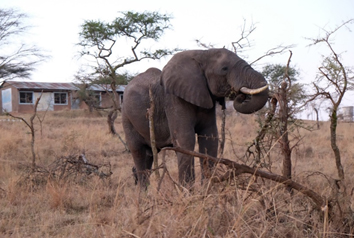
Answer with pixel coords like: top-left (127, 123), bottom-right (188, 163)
top-left (0, 81), bottom-right (125, 114)
top-left (338, 106), bottom-right (354, 122)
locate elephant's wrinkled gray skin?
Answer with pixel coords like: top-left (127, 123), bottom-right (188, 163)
top-left (122, 48), bottom-right (268, 189)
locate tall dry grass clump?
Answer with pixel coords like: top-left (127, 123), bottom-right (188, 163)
top-left (1, 110), bottom-right (354, 237)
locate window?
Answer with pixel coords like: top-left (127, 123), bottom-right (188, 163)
top-left (19, 92), bottom-right (33, 104)
top-left (54, 92), bottom-right (67, 104)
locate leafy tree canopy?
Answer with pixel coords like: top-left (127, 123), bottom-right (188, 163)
top-left (78, 11), bottom-right (177, 73)
top-left (262, 64), bottom-right (306, 108)
top-left (262, 64), bottom-right (299, 87)
top-left (77, 11), bottom-right (177, 134)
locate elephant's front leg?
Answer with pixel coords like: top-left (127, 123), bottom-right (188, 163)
top-left (165, 97), bottom-right (197, 187)
top-left (174, 130), bottom-right (196, 187)
top-left (197, 115), bottom-right (218, 180)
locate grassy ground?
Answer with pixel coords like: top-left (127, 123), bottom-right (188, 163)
top-left (0, 109), bottom-right (354, 237)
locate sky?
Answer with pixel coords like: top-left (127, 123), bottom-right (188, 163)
top-left (2, 0), bottom-right (354, 119)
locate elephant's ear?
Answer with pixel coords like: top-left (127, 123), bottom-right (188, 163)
top-left (161, 54), bottom-right (213, 109)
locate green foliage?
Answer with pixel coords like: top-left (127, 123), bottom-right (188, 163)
top-left (262, 64), bottom-right (307, 107)
top-left (316, 57), bottom-right (348, 92)
top-left (75, 84), bottom-right (100, 109)
top-left (74, 71), bottom-right (134, 112)
top-left (77, 10), bottom-right (177, 130)
top-left (78, 11), bottom-right (175, 65)
top-left (80, 21), bottom-right (110, 46)
top-left (94, 72), bottom-right (135, 85)
top-left (262, 64), bottom-right (298, 87)
top-left (111, 11), bottom-right (171, 40)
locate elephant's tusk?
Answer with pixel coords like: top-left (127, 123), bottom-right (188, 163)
top-left (240, 85), bottom-right (268, 95)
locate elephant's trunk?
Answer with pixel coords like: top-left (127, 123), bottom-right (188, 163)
top-left (233, 87), bottom-right (269, 114)
top-left (229, 60), bottom-right (269, 114)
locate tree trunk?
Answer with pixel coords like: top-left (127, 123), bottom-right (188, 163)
top-left (6, 93), bottom-right (42, 172)
top-left (107, 109), bottom-right (118, 134)
top-left (330, 108), bottom-right (344, 180)
top-left (88, 103), bottom-right (93, 113)
top-left (107, 108), bottom-right (129, 151)
top-left (149, 85), bottom-right (160, 180)
top-left (279, 81), bottom-right (292, 180)
top-left (314, 108), bottom-right (320, 129)
top-left (219, 109), bottom-right (226, 157)
top-left (107, 82), bottom-right (120, 135)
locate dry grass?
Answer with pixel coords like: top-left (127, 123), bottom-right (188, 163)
top-left (1, 109), bottom-right (354, 237)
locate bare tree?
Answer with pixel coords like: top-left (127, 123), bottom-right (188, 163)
top-left (307, 19), bottom-right (354, 180)
top-left (196, 19), bottom-right (293, 64)
top-left (0, 8), bottom-right (46, 83)
top-left (246, 51), bottom-right (306, 185)
top-left (278, 52), bottom-right (293, 181)
top-left (5, 93), bottom-right (43, 172)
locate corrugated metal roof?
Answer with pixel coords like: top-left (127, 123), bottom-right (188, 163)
top-left (6, 82), bottom-right (79, 90)
top-left (3, 82), bottom-right (126, 92)
top-left (88, 84), bottom-right (126, 92)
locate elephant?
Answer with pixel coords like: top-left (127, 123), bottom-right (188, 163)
top-left (122, 48), bottom-right (268, 189)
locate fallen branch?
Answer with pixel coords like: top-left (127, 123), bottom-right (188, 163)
top-left (51, 153), bottom-right (112, 181)
top-left (162, 146), bottom-right (326, 209)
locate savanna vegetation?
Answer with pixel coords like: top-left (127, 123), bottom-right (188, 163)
top-left (1, 109), bottom-right (354, 237)
top-left (1, 6), bottom-right (354, 238)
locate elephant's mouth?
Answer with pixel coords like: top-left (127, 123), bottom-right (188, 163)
top-left (235, 93), bottom-right (251, 104)
top-left (227, 91), bottom-right (252, 107)
top-left (231, 85), bottom-right (269, 114)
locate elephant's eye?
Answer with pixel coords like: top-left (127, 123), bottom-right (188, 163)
top-left (221, 66), bottom-right (228, 72)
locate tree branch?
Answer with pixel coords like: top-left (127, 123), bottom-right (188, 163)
top-left (162, 146), bottom-right (326, 209)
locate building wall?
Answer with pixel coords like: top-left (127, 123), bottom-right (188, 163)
top-left (0, 87), bottom-right (12, 112)
top-left (0, 85), bottom-right (73, 113)
top-left (0, 84), bottom-right (19, 113)
top-left (12, 86), bottom-right (19, 112)
top-left (1, 83), bottom-right (125, 114)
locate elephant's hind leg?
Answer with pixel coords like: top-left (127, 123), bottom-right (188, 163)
top-left (123, 121), bottom-right (152, 189)
top-left (130, 145), bottom-right (153, 189)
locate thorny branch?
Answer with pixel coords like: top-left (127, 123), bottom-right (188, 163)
top-left (51, 154), bottom-right (112, 181)
top-left (250, 45), bottom-right (294, 66)
top-left (246, 97), bottom-right (278, 165)
top-left (231, 19), bottom-right (257, 53)
top-left (15, 153), bottom-right (112, 190)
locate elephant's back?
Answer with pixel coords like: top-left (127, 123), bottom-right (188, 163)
top-left (122, 68), bottom-right (171, 148)
top-left (128, 67), bottom-right (161, 88)
top-left (123, 68), bottom-right (162, 109)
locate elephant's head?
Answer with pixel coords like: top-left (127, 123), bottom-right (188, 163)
top-left (161, 48), bottom-right (269, 114)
